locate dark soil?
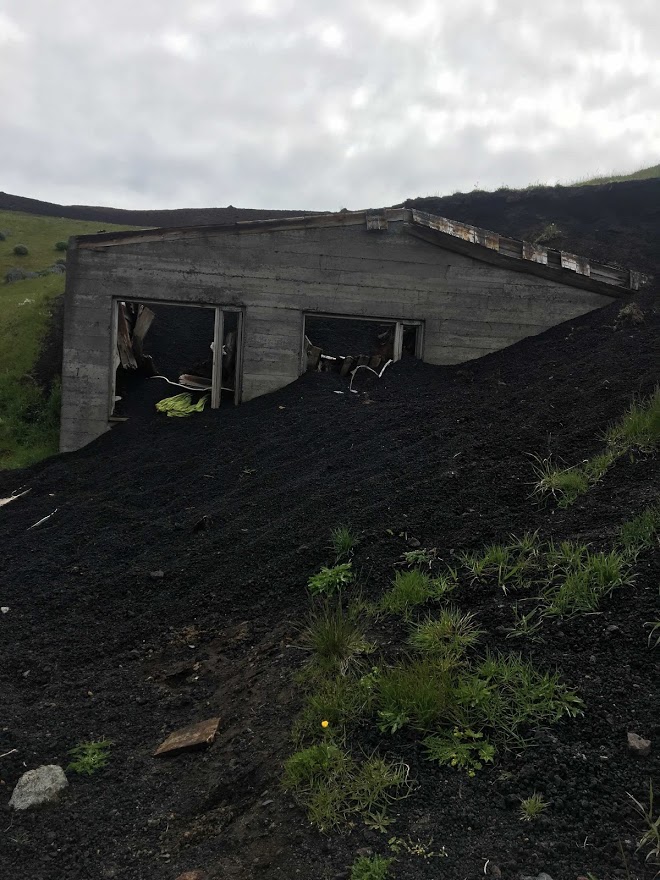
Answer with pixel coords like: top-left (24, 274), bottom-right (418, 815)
top-left (0, 181), bottom-right (659, 880)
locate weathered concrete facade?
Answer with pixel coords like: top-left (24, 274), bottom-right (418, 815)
top-left (61, 208), bottom-right (639, 452)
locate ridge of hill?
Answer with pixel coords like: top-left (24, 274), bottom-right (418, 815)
top-left (0, 191), bottom-right (314, 228)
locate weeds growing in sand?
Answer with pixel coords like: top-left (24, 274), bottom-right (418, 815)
top-left (542, 547), bottom-right (633, 616)
top-left (67, 739), bottom-right (112, 775)
top-left (628, 781), bottom-right (660, 868)
top-left (350, 854), bottom-right (392, 880)
top-left (308, 562), bottom-right (354, 596)
top-left (376, 657), bottom-right (455, 733)
top-left (460, 533), bottom-right (540, 591)
top-left (331, 525), bottom-right (359, 561)
top-left (530, 455), bottom-right (590, 507)
top-left (282, 743), bottom-right (410, 831)
top-left (379, 568), bottom-right (457, 617)
top-left (409, 608), bottom-right (482, 659)
top-left (423, 727), bottom-right (495, 776)
top-left (618, 504), bottom-right (660, 559)
top-left (519, 792), bottom-right (550, 821)
top-left (605, 386), bottom-right (660, 454)
top-left (300, 601), bottom-right (373, 674)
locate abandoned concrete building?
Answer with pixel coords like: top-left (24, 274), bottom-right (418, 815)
top-left (60, 208), bottom-right (644, 452)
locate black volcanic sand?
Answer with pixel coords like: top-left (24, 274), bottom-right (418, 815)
top-left (0, 285), bottom-right (658, 880)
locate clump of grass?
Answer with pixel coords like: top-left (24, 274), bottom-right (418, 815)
top-left (530, 456), bottom-right (590, 507)
top-left (618, 504), bottom-right (660, 558)
top-left (293, 673), bottom-right (373, 743)
top-left (628, 781), bottom-right (660, 868)
top-left (300, 602), bottom-right (373, 674)
top-left (13, 244), bottom-right (29, 256)
top-left (543, 549), bottom-right (633, 616)
top-left (282, 743), bottom-right (409, 831)
top-left (67, 739), bottom-right (112, 775)
top-left (308, 562), bottom-right (354, 596)
top-left (330, 525), bottom-right (359, 561)
top-left (519, 792), bottom-right (549, 821)
top-left (350, 854), bottom-right (392, 879)
top-left (409, 607), bottom-right (482, 659)
top-left (376, 657), bottom-right (455, 733)
top-left (379, 569), bottom-right (456, 617)
top-left (455, 653), bottom-right (583, 740)
top-left (55, 240), bottom-right (68, 251)
top-left (460, 532), bottom-right (540, 591)
top-left (423, 727), bottom-right (495, 776)
top-left (605, 386), bottom-right (660, 454)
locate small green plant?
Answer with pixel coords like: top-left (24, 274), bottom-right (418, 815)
top-left (409, 607), bottom-right (482, 658)
top-left (376, 657), bottom-right (454, 733)
top-left (13, 244), bottom-right (29, 256)
top-left (350, 854), bottom-right (392, 880)
top-left (618, 504), bottom-right (660, 558)
top-left (519, 792), bottom-right (549, 821)
top-left (423, 727), bottom-right (495, 776)
top-left (308, 562), bottom-right (354, 596)
top-left (628, 781), bottom-right (660, 868)
top-left (379, 569), bottom-right (455, 617)
top-left (67, 739), bottom-right (112, 775)
top-left (401, 547), bottom-right (438, 568)
top-left (300, 601), bottom-right (373, 674)
top-left (582, 450), bottom-right (616, 483)
top-left (505, 604), bottom-right (543, 641)
top-left (388, 835), bottom-right (447, 858)
top-left (282, 743), bottom-right (409, 831)
top-left (605, 386), bottom-right (660, 454)
top-left (530, 455), bottom-right (589, 507)
top-left (534, 222), bottom-right (562, 244)
top-left (55, 240), bottom-right (69, 251)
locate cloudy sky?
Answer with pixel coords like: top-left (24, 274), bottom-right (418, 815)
top-left (1, 0), bottom-right (659, 210)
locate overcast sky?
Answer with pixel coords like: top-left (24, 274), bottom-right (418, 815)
top-left (1, 0), bottom-right (659, 211)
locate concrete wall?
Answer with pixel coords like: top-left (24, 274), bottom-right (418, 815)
top-left (61, 216), bottom-right (612, 452)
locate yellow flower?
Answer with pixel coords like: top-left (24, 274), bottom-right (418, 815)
top-left (321, 720), bottom-right (329, 728)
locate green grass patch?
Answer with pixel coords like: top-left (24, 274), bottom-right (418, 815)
top-left (531, 387), bottom-right (660, 508)
top-left (519, 792), bottom-right (550, 821)
top-left (379, 568), bottom-right (457, 617)
top-left (408, 607), bottom-right (482, 659)
top-left (282, 742), bottom-right (409, 831)
top-left (618, 505), bottom-right (660, 559)
top-left (0, 209), bottom-right (135, 469)
top-left (460, 532), bottom-right (540, 591)
top-left (350, 854), bottom-right (392, 879)
top-left (376, 657), bottom-right (456, 733)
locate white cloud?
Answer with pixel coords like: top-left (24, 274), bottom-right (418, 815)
top-left (1, 0), bottom-right (660, 210)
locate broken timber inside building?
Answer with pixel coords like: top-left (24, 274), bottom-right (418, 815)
top-left (61, 208), bottom-right (645, 452)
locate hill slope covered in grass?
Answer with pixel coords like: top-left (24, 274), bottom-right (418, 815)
top-left (575, 162), bottom-right (660, 186)
top-left (0, 210), bottom-right (135, 468)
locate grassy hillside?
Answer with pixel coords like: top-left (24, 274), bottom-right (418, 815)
top-left (0, 210), bottom-right (134, 469)
top-left (573, 162), bottom-right (660, 186)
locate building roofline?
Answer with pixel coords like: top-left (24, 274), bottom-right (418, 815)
top-left (70, 207), bottom-right (649, 298)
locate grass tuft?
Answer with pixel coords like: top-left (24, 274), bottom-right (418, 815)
top-left (628, 781), bottom-right (660, 867)
top-left (409, 607), bottom-right (482, 659)
top-left (605, 386), bottom-right (660, 453)
top-left (376, 657), bottom-right (455, 733)
top-left (300, 601), bottom-right (373, 675)
top-left (530, 456), bottom-right (590, 507)
top-left (330, 525), bottom-right (359, 561)
top-left (379, 569), bottom-right (456, 617)
top-left (617, 504), bottom-right (660, 559)
top-left (423, 727), bottom-right (495, 776)
top-left (519, 792), bottom-right (549, 821)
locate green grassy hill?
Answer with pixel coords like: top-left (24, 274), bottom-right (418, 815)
top-left (570, 163), bottom-right (660, 186)
top-left (0, 210), bottom-right (134, 468)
